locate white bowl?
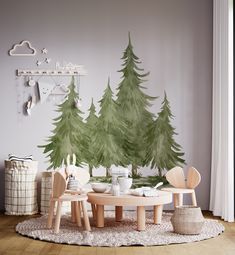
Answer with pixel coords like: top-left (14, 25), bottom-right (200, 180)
top-left (91, 182), bottom-right (109, 193)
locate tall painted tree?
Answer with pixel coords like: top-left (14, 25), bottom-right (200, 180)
top-left (39, 77), bottom-right (88, 169)
top-left (85, 98), bottom-right (99, 177)
top-left (144, 92), bottom-right (185, 176)
top-left (91, 79), bottom-right (128, 176)
top-left (116, 33), bottom-right (156, 177)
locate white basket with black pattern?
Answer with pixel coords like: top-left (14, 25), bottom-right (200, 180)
top-left (5, 160), bottom-right (38, 215)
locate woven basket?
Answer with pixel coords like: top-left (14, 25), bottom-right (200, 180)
top-left (40, 171), bottom-right (53, 214)
top-left (171, 206), bottom-right (204, 235)
top-left (5, 160), bottom-right (38, 215)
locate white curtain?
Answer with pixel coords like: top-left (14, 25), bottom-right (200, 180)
top-left (210, 0), bottom-right (234, 222)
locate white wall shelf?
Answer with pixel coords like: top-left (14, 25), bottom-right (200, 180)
top-left (17, 69), bottom-right (87, 76)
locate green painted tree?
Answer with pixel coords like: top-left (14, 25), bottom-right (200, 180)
top-left (39, 77), bottom-right (88, 169)
top-left (85, 98), bottom-right (99, 176)
top-left (144, 92), bottom-right (185, 176)
top-left (116, 33), bottom-right (156, 177)
top-left (91, 79), bottom-right (128, 176)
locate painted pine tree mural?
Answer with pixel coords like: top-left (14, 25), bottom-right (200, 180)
top-left (116, 33), bottom-right (156, 177)
top-left (144, 92), bottom-right (185, 176)
top-left (39, 77), bottom-right (88, 169)
top-left (85, 99), bottom-right (99, 176)
top-left (91, 79), bottom-right (128, 176)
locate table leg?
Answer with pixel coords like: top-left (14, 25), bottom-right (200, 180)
top-left (154, 205), bottom-right (163, 224)
top-left (91, 204), bottom-right (97, 222)
top-left (96, 205), bottom-right (104, 227)
top-left (137, 206), bottom-right (145, 231)
top-left (115, 206), bottom-right (123, 222)
top-left (71, 201), bottom-right (76, 223)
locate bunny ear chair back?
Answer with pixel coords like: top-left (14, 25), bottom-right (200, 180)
top-left (186, 167), bottom-right (201, 189)
top-left (165, 166), bottom-right (186, 188)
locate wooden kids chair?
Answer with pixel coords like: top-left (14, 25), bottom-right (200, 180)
top-left (47, 172), bottom-right (91, 233)
top-left (162, 166), bottom-right (201, 207)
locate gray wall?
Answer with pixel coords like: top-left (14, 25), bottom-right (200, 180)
top-left (0, 0), bottom-right (212, 210)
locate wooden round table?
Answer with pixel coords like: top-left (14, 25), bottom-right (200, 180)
top-left (87, 191), bottom-right (172, 231)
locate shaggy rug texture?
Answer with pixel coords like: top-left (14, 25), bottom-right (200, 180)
top-left (16, 212), bottom-right (224, 247)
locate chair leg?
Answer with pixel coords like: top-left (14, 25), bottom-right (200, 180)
top-left (81, 200), bottom-right (91, 231)
top-left (75, 201), bottom-right (82, 227)
top-left (174, 193), bottom-right (183, 207)
top-left (71, 201), bottom-right (76, 223)
top-left (173, 194), bottom-right (179, 207)
top-left (54, 201), bottom-right (62, 233)
top-left (191, 190), bottom-right (197, 206)
top-left (47, 200), bottom-right (56, 228)
top-left (178, 193), bottom-right (183, 206)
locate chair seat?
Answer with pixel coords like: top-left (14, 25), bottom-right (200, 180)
top-left (65, 189), bottom-right (82, 194)
top-left (52, 194), bottom-right (88, 202)
top-left (162, 187), bottom-right (194, 194)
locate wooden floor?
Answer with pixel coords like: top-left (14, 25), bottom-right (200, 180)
top-left (0, 212), bottom-right (234, 255)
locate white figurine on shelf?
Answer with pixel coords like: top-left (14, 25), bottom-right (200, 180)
top-left (26, 95), bottom-right (36, 115)
top-left (28, 77), bottom-right (36, 87)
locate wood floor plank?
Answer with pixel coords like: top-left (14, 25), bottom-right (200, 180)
top-left (115, 247), bottom-right (134, 255)
top-left (38, 243), bottom-right (63, 255)
top-left (97, 247), bottom-right (115, 255)
top-left (2, 235), bottom-right (33, 254)
top-left (131, 246), bottom-right (152, 255)
top-left (0, 235), bottom-right (23, 253)
top-left (224, 249), bottom-right (235, 255)
top-left (58, 245), bottom-right (81, 255)
top-left (21, 239), bottom-right (47, 255)
top-left (78, 246), bottom-right (97, 255)
top-left (151, 245), bottom-right (174, 255)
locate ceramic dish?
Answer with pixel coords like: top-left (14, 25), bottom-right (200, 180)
top-left (91, 182), bottom-right (110, 193)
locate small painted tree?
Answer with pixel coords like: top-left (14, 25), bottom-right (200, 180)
top-left (144, 92), bottom-right (185, 176)
top-left (116, 33), bottom-right (156, 177)
top-left (85, 98), bottom-right (99, 177)
top-left (91, 79), bottom-right (128, 176)
top-left (39, 77), bottom-right (88, 169)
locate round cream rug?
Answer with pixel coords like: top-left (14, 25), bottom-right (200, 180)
top-left (16, 212), bottom-right (224, 247)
